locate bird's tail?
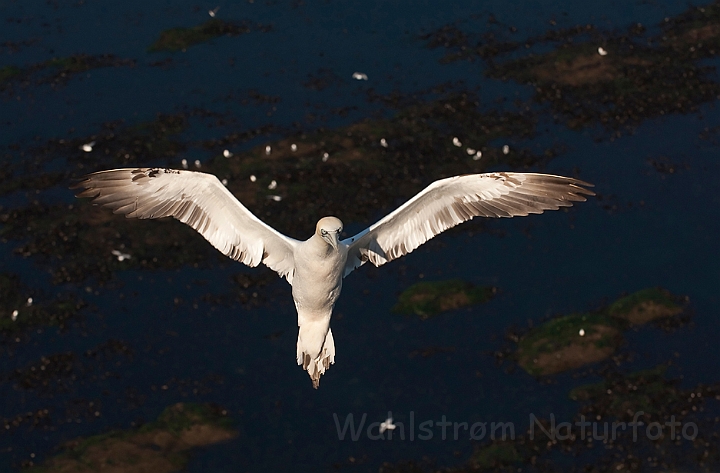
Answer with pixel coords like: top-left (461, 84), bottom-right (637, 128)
top-left (296, 326), bottom-right (335, 389)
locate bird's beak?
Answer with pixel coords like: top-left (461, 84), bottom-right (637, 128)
top-left (328, 233), bottom-right (339, 251)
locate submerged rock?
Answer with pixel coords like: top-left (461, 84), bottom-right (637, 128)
top-left (0, 201), bottom-right (218, 284)
top-left (423, 2), bottom-right (720, 132)
top-left (393, 279), bottom-right (496, 319)
top-left (0, 54), bottom-right (135, 91)
top-left (381, 363), bottom-right (720, 472)
top-left (569, 365), bottom-right (681, 418)
top-left (467, 443), bottom-right (522, 469)
top-left (27, 403), bottom-right (236, 473)
top-left (0, 113), bottom-right (188, 198)
top-left (201, 91), bottom-right (546, 236)
top-left (9, 340), bottom-right (133, 395)
top-left (0, 65), bottom-right (21, 84)
top-left (1, 89), bottom-right (553, 284)
top-left (0, 273), bottom-right (85, 334)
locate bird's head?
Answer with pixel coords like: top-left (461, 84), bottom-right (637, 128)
top-left (316, 217), bottom-right (343, 250)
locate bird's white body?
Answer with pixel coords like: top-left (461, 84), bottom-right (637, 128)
top-left (75, 168), bottom-right (594, 388)
top-left (292, 233), bottom-right (347, 313)
top-left (291, 231), bottom-right (347, 386)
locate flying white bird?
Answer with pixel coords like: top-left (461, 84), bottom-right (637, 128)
top-left (380, 416), bottom-right (396, 434)
top-left (73, 168), bottom-right (593, 388)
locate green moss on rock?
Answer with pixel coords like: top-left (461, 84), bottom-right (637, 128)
top-left (517, 313), bottom-right (623, 376)
top-left (142, 402), bottom-right (236, 434)
top-left (393, 279), bottom-right (496, 319)
top-left (0, 65), bottom-right (21, 83)
top-left (606, 287), bottom-right (682, 325)
top-left (148, 19), bottom-right (258, 52)
top-left (515, 287), bottom-right (686, 376)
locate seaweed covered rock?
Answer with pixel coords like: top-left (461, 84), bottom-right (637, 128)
top-left (27, 403), bottom-right (236, 473)
top-left (0, 54), bottom-right (134, 92)
top-left (569, 365), bottom-right (681, 418)
top-left (148, 19), bottom-right (271, 52)
top-left (606, 287), bottom-right (683, 325)
top-left (516, 313), bottom-right (622, 376)
top-left (515, 287), bottom-right (686, 376)
top-left (393, 279), bottom-right (496, 319)
top-left (424, 2), bottom-right (720, 131)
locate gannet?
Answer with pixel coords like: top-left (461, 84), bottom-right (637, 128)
top-left (73, 168), bottom-right (594, 388)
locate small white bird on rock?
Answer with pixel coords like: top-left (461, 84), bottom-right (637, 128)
top-left (73, 168), bottom-right (594, 388)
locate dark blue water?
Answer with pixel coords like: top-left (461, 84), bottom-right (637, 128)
top-left (1, 0), bottom-right (719, 471)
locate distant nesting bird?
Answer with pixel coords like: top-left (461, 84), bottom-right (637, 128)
top-left (73, 168), bottom-right (594, 388)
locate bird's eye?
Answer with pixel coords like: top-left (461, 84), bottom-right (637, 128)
top-left (321, 229), bottom-right (327, 236)
top-left (336, 229), bottom-right (342, 234)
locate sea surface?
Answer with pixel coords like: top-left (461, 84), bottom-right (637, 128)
top-left (1, 0), bottom-right (719, 471)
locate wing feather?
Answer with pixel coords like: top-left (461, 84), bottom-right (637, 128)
top-left (73, 168), bottom-right (298, 283)
top-left (343, 172), bottom-right (594, 275)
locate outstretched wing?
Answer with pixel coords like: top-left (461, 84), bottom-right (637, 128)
top-left (73, 168), bottom-right (298, 283)
top-left (343, 172), bottom-right (594, 276)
